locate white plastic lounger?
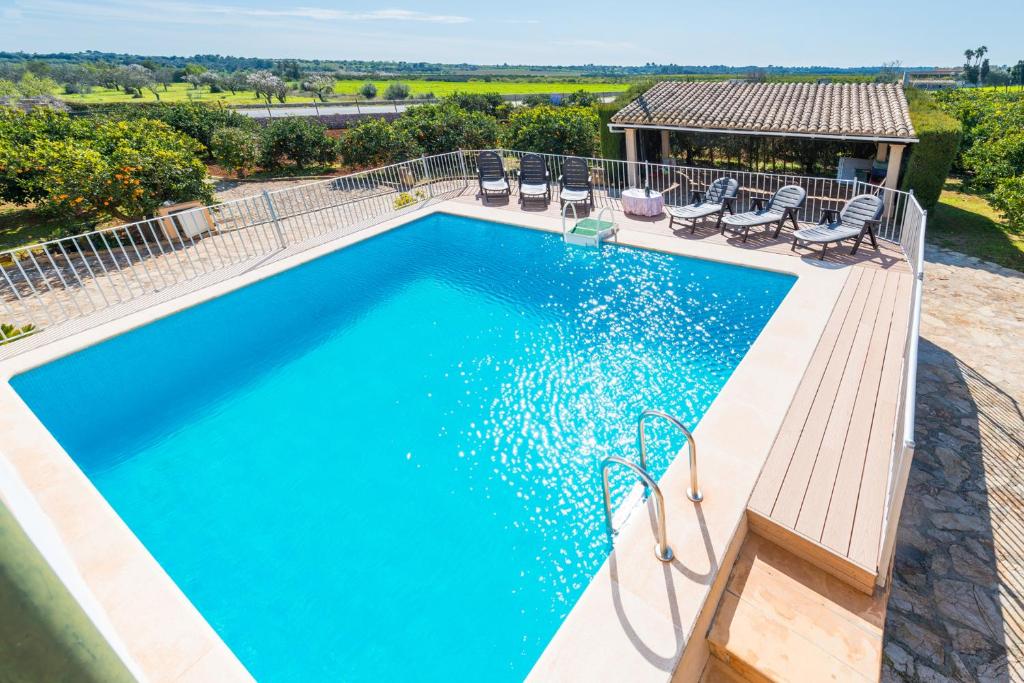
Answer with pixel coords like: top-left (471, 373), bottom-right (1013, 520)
top-left (477, 150), bottom-right (510, 203)
top-left (792, 193), bottom-right (885, 260)
top-left (517, 153), bottom-right (551, 207)
top-left (720, 184), bottom-right (807, 242)
top-left (667, 177), bottom-right (740, 233)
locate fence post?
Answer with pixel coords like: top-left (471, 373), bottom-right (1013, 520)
top-left (263, 190), bottom-right (287, 248)
top-left (457, 149), bottom-right (469, 188)
top-left (421, 154), bottom-right (434, 198)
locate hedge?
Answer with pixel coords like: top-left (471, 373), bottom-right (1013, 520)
top-left (901, 89), bottom-right (962, 211)
top-left (596, 103), bottom-right (624, 160)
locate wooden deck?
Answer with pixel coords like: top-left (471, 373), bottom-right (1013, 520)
top-left (451, 190), bottom-right (915, 593)
top-left (748, 265), bottom-right (914, 592)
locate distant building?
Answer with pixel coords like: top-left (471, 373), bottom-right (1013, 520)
top-left (902, 68), bottom-right (962, 90)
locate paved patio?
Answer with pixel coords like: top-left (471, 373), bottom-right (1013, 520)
top-left (883, 246), bottom-right (1024, 682)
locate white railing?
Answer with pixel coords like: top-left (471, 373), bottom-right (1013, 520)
top-left (0, 151), bottom-right (467, 356)
top-left (877, 191), bottom-right (926, 584)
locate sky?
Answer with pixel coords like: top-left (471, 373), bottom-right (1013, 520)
top-left (0, 0), bottom-right (1021, 68)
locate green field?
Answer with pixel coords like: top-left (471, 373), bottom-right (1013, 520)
top-left (57, 80), bottom-right (630, 105)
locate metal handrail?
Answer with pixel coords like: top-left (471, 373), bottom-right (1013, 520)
top-left (638, 409), bottom-right (702, 502)
top-left (561, 201), bottom-right (579, 238)
top-left (601, 456), bottom-right (674, 562)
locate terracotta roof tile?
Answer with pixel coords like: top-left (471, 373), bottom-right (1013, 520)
top-left (610, 81), bottom-right (916, 141)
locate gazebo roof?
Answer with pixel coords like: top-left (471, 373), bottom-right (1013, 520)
top-left (610, 81), bottom-right (917, 142)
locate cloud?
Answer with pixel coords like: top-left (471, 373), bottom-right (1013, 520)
top-left (12, 1), bottom-right (472, 26)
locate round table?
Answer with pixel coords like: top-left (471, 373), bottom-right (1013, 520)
top-left (622, 188), bottom-right (664, 217)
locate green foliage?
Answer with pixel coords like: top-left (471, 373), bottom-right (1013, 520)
top-left (0, 107), bottom-right (78, 204)
top-left (393, 190), bottom-right (427, 209)
top-left (384, 82), bottom-right (411, 100)
top-left (961, 132), bottom-right (1024, 190)
top-left (991, 175), bottom-right (1024, 230)
top-left (500, 105), bottom-right (598, 157)
top-left (339, 118), bottom-right (421, 167)
top-left (0, 79), bottom-right (20, 96)
top-left (17, 72), bottom-right (59, 96)
top-left (260, 117), bottom-right (337, 169)
top-left (100, 102), bottom-right (255, 152)
top-left (563, 89), bottom-right (598, 107)
top-left (0, 322), bottom-right (36, 345)
top-left (901, 89), bottom-right (962, 211)
top-left (211, 126), bottom-right (263, 177)
top-left (395, 103), bottom-right (499, 155)
top-left (596, 103), bottom-right (623, 160)
top-left (359, 82), bottom-right (378, 99)
top-left (12, 116), bottom-right (211, 223)
top-left (444, 92), bottom-right (505, 117)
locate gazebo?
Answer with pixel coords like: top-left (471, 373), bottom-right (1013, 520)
top-left (608, 81), bottom-right (918, 192)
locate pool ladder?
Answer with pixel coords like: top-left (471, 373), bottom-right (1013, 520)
top-left (600, 409), bottom-right (701, 562)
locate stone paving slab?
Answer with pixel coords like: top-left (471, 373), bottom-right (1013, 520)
top-left (883, 246), bottom-right (1024, 682)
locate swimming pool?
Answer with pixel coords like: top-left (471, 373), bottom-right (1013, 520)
top-left (11, 213), bottom-right (795, 681)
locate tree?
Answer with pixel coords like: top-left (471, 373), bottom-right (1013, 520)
top-left (0, 80), bottom-right (18, 97)
top-left (247, 70), bottom-right (287, 104)
top-left (384, 82), bottom-right (411, 100)
top-left (874, 61), bottom-right (902, 84)
top-left (563, 90), bottom-right (598, 107)
top-left (991, 175), bottom-right (1024, 229)
top-left (444, 92), bottom-right (504, 117)
top-left (395, 103), bottom-right (499, 155)
top-left (500, 105), bottom-right (599, 156)
top-left (16, 72), bottom-right (59, 97)
top-left (2, 114), bottom-right (211, 223)
top-left (1012, 61), bottom-right (1024, 87)
top-left (260, 118), bottom-right (337, 169)
top-left (359, 82), bottom-right (378, 99)
top-left (222, 71), bottom-right (250, 95)
top-left (211, 127), bottom-right (263, 177)
top-left (963, 46), bottom-right (988, 85)
top-left (117, 65), bottom-right (156, 99)
top-left (302, 73), bottom-right (336, 102)
top-left (339, 118), bottom-right (421, 167)
top-left (102, 101), bottom-right (256, 152)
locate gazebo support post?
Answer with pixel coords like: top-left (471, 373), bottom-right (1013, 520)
top-left (660, 130), bottom-right (671, 164)
top-left (625, 127), bottom-right (639, 188)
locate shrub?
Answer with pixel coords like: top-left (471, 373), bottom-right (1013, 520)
top-left (0, 107), bottom-right (78, 205)
top-left (991, 175), bottom-right (1024, 230)
top-left (339, 118), bottom-right (421, 167)
top-left (360, 82), bottom-right (378, 99)
top-left (500, 105), bottom-right (599, 157)
top-left (394, 190), bottom-right (427, 209)
top-left (383, 82), bottom-right (411, 100)
top-left (445, 92), bottom-right (505, 117)
top-left (901, 89), bottom-right (961, 211)
top-left (211, 126), bottom-right (263, 177)
top-left (0, 322), bottom-right (36, 346)
top-left (103, 102), bottom-right (255, 153)
top-left (395, 104), bottom-right (499, 155)
top-left (260, 117), bottom-right (337, 169)
top-left (563, 90), bottom-right (598, 107)
top-left (596, 103), bottom-right (624, 160)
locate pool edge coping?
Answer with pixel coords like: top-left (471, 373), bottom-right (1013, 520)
top-left (0, 201), bottom-right (848, 682)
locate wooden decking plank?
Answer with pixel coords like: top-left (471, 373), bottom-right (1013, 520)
top-left (770, 270), bottom-right (880, 529)
top-left (819, 271), bottom-right (903, 554)
top-left (794, 269), bottom-right (890, 541)
top-left (847, 273), bottom-right (914, 568)
top-left (748, 268), bottom-right (866, 515)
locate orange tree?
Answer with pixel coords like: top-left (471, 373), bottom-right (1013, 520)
top-left (0, 109), bottom-right (211, 225)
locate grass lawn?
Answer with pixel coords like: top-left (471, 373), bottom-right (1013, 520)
top-left (927, 179), bottom-right (1024, 272)
top-left (57, 80), bottom-right (630, 105)
top-left (0, 204), bottom-right (73, 252)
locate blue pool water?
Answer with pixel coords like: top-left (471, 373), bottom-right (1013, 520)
top-left (12, 213), bottom-right (794, 681)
